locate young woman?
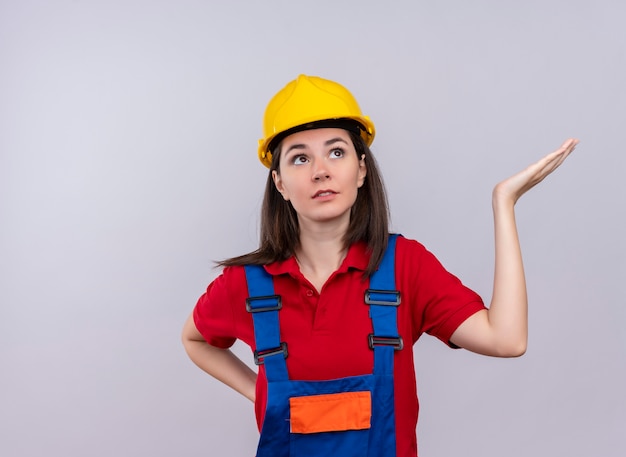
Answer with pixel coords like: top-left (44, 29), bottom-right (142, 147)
top-left (182, 74), bottom-right (578, 457)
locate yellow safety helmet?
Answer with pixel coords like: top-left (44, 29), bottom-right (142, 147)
top-left (258, 74), bottom-right (376, 168)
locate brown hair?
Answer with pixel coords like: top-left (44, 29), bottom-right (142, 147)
top-left (218, 130), bottom-right (390, 277)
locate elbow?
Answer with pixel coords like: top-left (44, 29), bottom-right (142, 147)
top-left (181, 323), bottom-right (191, 347)
top-left (181, 315), bottom-right (204, 352)
top-left (498, 339), bottom-right (527, 358)
top-left (181, 330), bottom-right (193, 355)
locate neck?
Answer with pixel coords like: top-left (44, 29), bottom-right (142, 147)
top-left (295, 219), bottom-right (349, 292)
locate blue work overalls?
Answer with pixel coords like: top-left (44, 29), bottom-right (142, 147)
top-left (243, 235), bottom-right (402, 457)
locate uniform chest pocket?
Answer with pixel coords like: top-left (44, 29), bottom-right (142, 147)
top-left (289, 391), bottom-right (371, 456)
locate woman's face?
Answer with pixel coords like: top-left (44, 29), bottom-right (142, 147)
top-left (272, 128), bottom-right (367, 230)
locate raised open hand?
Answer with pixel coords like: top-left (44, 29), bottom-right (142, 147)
top-left (451, 137), bottom-right (580, 357)
top-left (493, 138), bottom-right (579, 205)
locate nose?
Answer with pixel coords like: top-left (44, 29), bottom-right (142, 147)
top-left (312, 161), bottom-right (330, 181)
top-left (312, 169), bottom-right (330, 181)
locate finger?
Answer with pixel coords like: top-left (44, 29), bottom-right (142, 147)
top-left (559, 138), bottom-right (579, 151)
top-left (549, 139), bottom-right (578, 168)
top-left (547, 140), bottom-right (576, 161)
top-left (534, 138), bottom-right (578, 170)
top-left (522, 145), bottom-right (574, 188)
top-left (549, 138), bottom-right (578, 158)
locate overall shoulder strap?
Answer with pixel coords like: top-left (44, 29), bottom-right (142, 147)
top-left (367, 234), bottom-right (403, 375)
top-left (243, 265), bottom-right (289, 382)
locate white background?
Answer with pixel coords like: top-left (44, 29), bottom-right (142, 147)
top-left (1, 1), bottom-right (625, 456)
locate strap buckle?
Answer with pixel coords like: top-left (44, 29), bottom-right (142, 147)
top-left (365, 289), bottom-right (401, 306)
top-left (246, 295), bottom-right (282, 313)
top-left (368, 334), bottom-right (404, 351)
top-left (254, 342), bottom-right (288, 365)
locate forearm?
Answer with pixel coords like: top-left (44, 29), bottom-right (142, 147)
top-left (488, 190), bottom-right (528, 355)
top-left (182, 316), bottom-right (257, 402)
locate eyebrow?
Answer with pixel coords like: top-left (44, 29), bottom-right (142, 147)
top-left (283, 137), bottom-right (349, 155)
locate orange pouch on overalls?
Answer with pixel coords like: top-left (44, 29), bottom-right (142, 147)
top-left (289, 391), bottom-right (372, 434)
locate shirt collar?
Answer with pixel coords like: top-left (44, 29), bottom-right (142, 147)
top-left (264, 241), bottom-right (370, 276)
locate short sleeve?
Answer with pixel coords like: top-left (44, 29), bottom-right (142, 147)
top-left (192, 266), bottom-right (245, 349)
top-left (396, 237), bottom-right (486, 347)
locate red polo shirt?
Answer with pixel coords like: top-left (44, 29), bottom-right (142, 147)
top-left (194, 236), bottom-right (485, 456)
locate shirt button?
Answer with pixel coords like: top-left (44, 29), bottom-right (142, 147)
top-left (306, 289), bottom-right (314, 297)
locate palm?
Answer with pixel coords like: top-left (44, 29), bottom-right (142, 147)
top-left (494, 138), bottom-right (579, 204)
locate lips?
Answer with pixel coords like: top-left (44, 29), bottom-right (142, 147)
top-left (313, 190), bottom-right (337, 198)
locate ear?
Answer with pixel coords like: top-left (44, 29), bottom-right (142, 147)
top-left (357, 154), bottom-right (367, 188)
top-left (272, 170), bottom-right (290, 201)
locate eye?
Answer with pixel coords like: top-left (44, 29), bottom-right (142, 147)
top-left (291, 154), bottom-right (309, 165)
top-left (329, 148), bottom-right (345, 159)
